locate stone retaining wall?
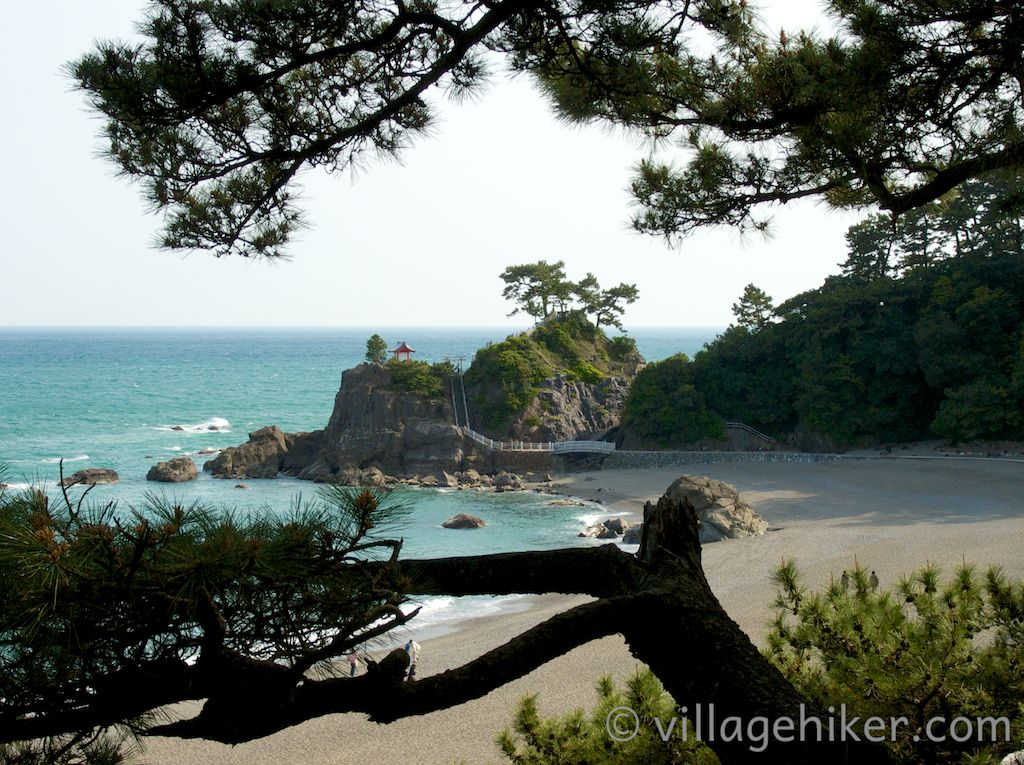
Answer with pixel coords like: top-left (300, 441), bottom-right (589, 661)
top-left (602, 450), bottom-right (869, 470)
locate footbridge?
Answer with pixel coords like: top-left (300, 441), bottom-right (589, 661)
top-left (449, 371), bottom-right (615, 455)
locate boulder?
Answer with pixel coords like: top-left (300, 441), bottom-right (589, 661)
top-left (493, 471), bottom-right (524, 492)
top-left (60, 468), bottom-right (119, 487)
top-left (298, 456), bottom-right (336, 482)
top-left (622, 525), bottom-right (644, 544)
top-left (664, 475), bottom-right (769, 543)
top-left (442, 513), bottom-right (486, 529)
top-left (602, 517), bottom-right (630, 534)
top-left (418, 475), bottom-right (439, 487)
top-left (546, 498), bottom-right (587, 507)
top-left (147, 457), bottom-right (197, 483)
top-left (579, 523), bottom-right (619, 539)
top-left (435, 470), bottom-right (460, 488)
top-left (204, 426), bottom-right (288, 479)
top-left (359, 467), bottom-right (388, 487)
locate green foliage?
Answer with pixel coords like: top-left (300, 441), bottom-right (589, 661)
top-left (500, 261), bottom-right (570, 320)
top-left (621, 355), bottom-right (724, 447)
top-left (465, 335), bottom-right (550, 430)
top-left (931, 381), bottom-right (1021, 443)
top-left (465, 314), bottom-right (640, 432)
top-left (731, 284), bottom-right (775, 332)
top-left (689, 251), bottom-right (1024, 445)
top-left (609, 335), bottom-right (639, 361)
top-left (497, 671), bottom-right (718, 765)
top-left (385, 358), bottom-right (451, 399)
top-left (0, 478), bottom-right (413, 756)
top-left (76, 2), bottom-right (1024, 257)
top-left (841, 175), bottom-right (1024, 281)
top-left (766, 561), bottom-right (1024, 765)
top-left (365, 334), bottom-right (388, 364)
top-left (569, 361), bottom-right (605, 384)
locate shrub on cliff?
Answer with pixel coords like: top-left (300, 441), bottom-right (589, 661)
top-left (385, 358), bottom-right (452, 399)
top-left (464, 313), bottom-right (639, 432)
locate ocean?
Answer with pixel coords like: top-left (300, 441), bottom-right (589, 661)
top-left (0, 326), bottom-right (720, 636)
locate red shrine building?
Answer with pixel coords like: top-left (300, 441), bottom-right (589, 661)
top-left (391, 341), bottom-right (415, 361)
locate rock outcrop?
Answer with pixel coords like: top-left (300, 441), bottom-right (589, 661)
top-left (318, 363), bottom-right (467, 476)
top-left (204, 427), bottom-right (323, 479)
top-left (442, 513), bottom-right (486, 529)
top-left (664, 475), bottom-right (769, 543)
top-left (147, 457), bottom-right (197, 483)
top-left (507, 374), bottom-right (633, 442)
top-left (579, 518), bottom-right (628, 539)
top-left (60, 468), bottom-right (120, 487)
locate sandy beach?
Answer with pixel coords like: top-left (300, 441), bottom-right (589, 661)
top-left (142, 457), bottom-right (1024, 765)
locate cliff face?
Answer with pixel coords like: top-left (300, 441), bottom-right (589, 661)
top-left (503, 374), bottom-right (633, 441)
top-left (316, 363), bottom-right (467, 476)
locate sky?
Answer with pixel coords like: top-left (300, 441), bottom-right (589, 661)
top-left (0, 1), bottom-right (859, 328)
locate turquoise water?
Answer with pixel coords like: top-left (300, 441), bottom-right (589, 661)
top-left (0, 325), bottom-right (721, 549)
top-left (0, 326), bottom-right (719, 631)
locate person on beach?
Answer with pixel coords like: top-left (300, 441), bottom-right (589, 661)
top-left (346, 651), bottom-right (360, 677)
top-left (404, 639), bottom-right (421, 681)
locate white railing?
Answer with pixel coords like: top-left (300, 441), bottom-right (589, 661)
top-left (460, 426), bottom-right (614, 454)
top-left (553, 440), bottom-right (616, 454)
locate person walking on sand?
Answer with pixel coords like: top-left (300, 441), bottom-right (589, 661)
top-left (405, 639), bottom-right (421, 681)
top-left (840, 570), bottom-right (850, 593)
top-left (346, 651), bottom-right (360, 677)
top-left (869, 570), bottom-right (879, 592)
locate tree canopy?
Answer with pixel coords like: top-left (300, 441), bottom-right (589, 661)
top-left (71, 0), bottom-right (1024, 258)
top-left (365, 333), bottom-right (388, 364)
top-left (499, 261), bottom-right (639, 328)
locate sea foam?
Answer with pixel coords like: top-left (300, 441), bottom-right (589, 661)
top-left (41, 454), bottom-right (89, 464)
top-left (155, 417), bottom-right (231, 434)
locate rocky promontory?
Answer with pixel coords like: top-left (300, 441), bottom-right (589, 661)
top-left (206, 317), bottom-right (644, 484)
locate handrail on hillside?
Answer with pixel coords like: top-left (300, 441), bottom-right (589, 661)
top-left (723, 421), bottom-right (776, 443)
top-left (459, 426), bottom-right (614, 454)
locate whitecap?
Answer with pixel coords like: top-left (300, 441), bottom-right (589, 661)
top-left (155, 417), bottom-right (231, 434)
top-left (0, 482), bottom-right (33, 492)
top-left (41, 454), bottom-right (89, 464)
top-left (577, 509), bottom-right (630, 527)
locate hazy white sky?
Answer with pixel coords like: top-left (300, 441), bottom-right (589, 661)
top-left (1, 1), bottom-right (859, 327)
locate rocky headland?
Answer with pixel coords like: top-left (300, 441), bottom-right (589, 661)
top-left (205, 319), bottom-right (644, 486)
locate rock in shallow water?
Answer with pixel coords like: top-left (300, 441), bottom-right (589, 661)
top-left (60, 468), bottom-right (119, 487)
top-left (147, 457), bottom-right (197, 483)
top-left (442, 513), bottom-right (486, 529)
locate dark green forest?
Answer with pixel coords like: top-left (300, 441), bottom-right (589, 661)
top-left (623, 175), bottom-right (1024, 448)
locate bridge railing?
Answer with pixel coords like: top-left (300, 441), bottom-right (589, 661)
top-left (552, 440), bottom-right (616, 454)
top-left (460, 426), bottom-right (614, 454)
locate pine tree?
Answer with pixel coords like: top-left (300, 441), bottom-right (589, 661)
top-left (71, 1), bottom-right (1024, 258)
top-left (365, 333), bottom-right (388, 364)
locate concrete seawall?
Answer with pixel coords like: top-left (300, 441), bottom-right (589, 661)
top-left (600, 450), bottom-right (867, 470)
